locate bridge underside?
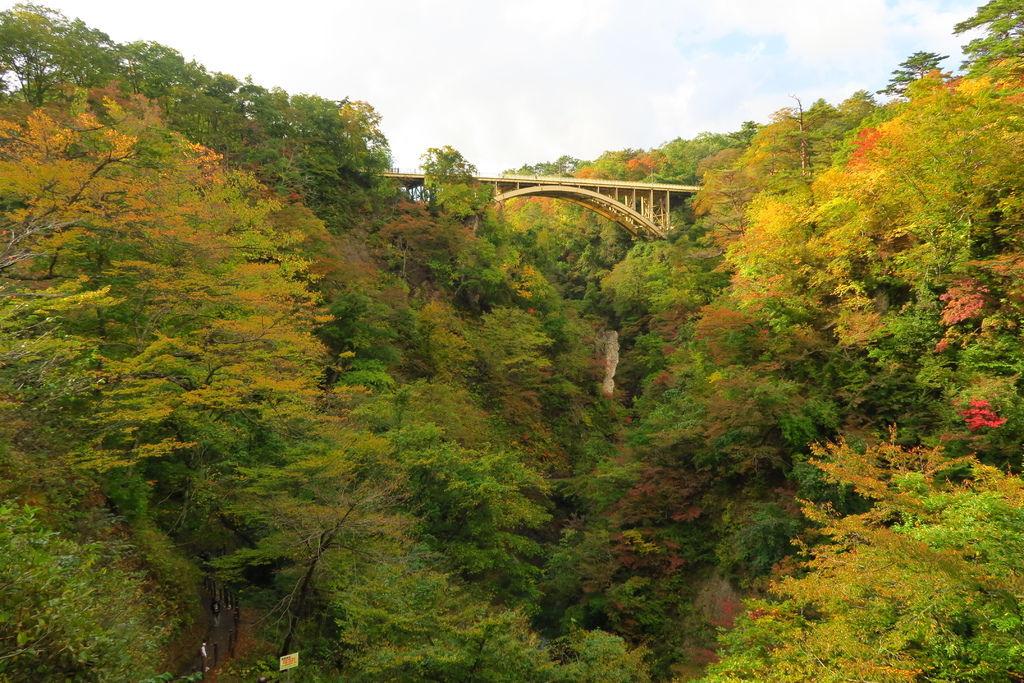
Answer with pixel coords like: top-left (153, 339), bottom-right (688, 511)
top-left (493, 186), bottom-right (665, 239)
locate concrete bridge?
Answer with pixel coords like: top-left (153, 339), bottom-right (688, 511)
top-left (383, 171), bottom-right (700, 239)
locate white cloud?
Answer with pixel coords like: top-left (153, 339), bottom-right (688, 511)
top-left (499, 0), bottom-right (614, 38)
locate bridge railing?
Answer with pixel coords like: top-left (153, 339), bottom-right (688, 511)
top-left (385, 168), bottom-right (698, 192)
top-left (388, 167), bottom-right (572, 179)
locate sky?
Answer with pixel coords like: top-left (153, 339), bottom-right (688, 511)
top-left (7, 0), bottom-right (983, 172)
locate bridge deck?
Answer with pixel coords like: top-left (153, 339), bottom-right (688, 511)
top-left (383, 171), bottom-right (699, 194)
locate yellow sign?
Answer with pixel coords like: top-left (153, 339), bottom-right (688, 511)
top-left (279, 652), bottom-right (299, 671)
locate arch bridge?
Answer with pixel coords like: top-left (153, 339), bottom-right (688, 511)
top-left (383, 171), bottom-right (699, 239)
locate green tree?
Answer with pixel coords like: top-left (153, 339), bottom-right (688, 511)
top-left (512, 155), bottom-right (582, 177)
top-left (658, 132), bottom-right (736, 185)
top-left (469, 306), bottom-right (554, 425)
top-left (217, 439), bottom-right (404, 657)
top-left (551, 628), bottom-right (651, 683)
top-left (388, 423), bottom-right (550, 602)
top-left (334, 560), bottom-right (556, 682)
top-left (0, 4), bottom-right (117, 104)
top-left (116, 40), bottom-right (204, 99)
top-left (0, 504), bottom-right (166, 680)
top-left (421, 145), bottom-right (491, 217)
top-left (877, 51), bottom-right (948, 96)
top-left (334, 559), bottom-right (650, 682)
top-left (421, 144), bottom-right (476, 183)
top-left (955, 0), bottom-right (1024, 77)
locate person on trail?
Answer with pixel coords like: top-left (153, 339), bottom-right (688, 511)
top-left (200, 641), bottom-right (209, 672)
top-left (211, 597), bottom-right (221, 625)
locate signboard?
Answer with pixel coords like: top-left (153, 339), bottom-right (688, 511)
top-left (280, 652), bottom-right (299, 671)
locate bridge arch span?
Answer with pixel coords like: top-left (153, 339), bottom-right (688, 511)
top-left (493, 185), bottom-right (664, 239)
top-left (382, 171), bottom-right (698, 239)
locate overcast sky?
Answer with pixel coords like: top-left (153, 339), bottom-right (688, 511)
top-left (12, 0), bottom-right (982, 172)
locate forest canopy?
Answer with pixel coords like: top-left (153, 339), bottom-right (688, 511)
top-left (1, 1), bottom-right (1024, 680)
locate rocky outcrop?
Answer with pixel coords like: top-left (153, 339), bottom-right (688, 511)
top-left (601, 330), bottom-right (619, 397)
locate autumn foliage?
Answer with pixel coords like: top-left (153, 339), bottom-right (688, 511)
top-left (4, 1), bottom-right (1024, 680)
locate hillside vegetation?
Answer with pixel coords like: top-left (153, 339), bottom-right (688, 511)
top-left (2, 2), bottom-right (1024, 680)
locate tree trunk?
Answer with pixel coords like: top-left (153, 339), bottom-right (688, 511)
top-left (279, 530), bottom-right (335, 657)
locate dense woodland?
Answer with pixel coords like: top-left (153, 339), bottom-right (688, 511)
top-left (2, 2), bottom-right (1024, 680)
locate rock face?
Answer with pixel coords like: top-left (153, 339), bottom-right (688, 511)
top-left (601, 330), bottom-right (619, 397)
